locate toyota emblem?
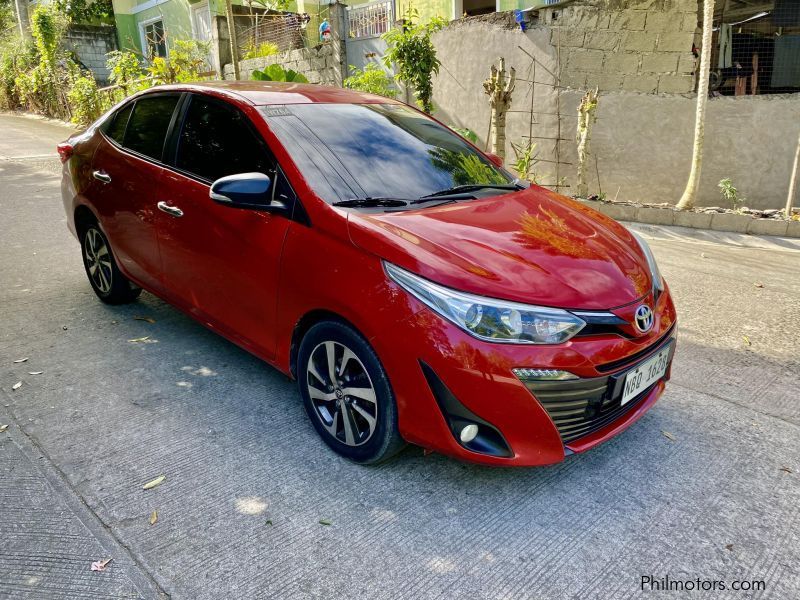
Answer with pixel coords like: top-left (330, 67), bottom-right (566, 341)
top-left (634, 304), bottom-right (654, 333)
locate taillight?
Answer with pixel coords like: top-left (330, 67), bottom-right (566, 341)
top-left (57, 142), bottom-right (73, 164)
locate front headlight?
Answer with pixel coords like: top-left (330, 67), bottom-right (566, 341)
top-left (630, 231), bottom-right (664, 293)
top-left (384, 263), bottom-right (585, 344)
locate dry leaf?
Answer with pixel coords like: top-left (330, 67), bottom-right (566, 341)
top-left (142, 475), bottom-right (166, 490)
top-left (90, 558), bottom-right (112, 572)
top-left (753, 282), bottom-right (763, 288)
top-left (28, 371), bottom-right (43, 375)
top-left (743, 336), bottom-right (751, 346)
top-left (128, 336), bottom-right (150, 343)
top-left (725, 544), bottom-right (734, 551)
top-left (0, 424), bottom-right (8, 433)
top-left (149, 510), bottom-right (158, 525)
top-left (780, 466), bottom-right (793, 474)
top-left (319, 518), bottom-right (332, 526)
top-left (661, 430), bottom-right (676, 441)
top-left (134, 316), bottom-right (156, 324)
top-left (12, 382), bottom-right (22, 391)
top-left (13, 357), bottom-right (28, 363)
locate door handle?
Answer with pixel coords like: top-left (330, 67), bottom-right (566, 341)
top-left (157, 201), bottom-right (184, 218)
top-left (92, 170), bottom-right (111, 184)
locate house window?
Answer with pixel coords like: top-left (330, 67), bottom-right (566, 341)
top-left (142, 19), bottom-right (167, 60)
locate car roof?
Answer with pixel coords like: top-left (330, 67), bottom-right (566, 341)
top-left (150, 81), bottom-right (397, 106)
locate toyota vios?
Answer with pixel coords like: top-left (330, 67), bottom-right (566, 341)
top-left (59, 82), bottom-right (676, 466)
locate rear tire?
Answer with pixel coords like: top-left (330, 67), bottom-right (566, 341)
top-left (297, 320), bottom-right (405, 464)
top-left (78, 220), bottom-right (141, 305)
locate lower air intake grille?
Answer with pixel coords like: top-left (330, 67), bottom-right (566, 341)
top-left (520, 376), bottom-right (653, 444)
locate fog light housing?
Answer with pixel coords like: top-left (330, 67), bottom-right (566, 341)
top-left (459, 424), bottom-right (479, 443)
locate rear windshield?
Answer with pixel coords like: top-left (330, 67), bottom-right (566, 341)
top-left (259, 103), bottom-right (513, 204)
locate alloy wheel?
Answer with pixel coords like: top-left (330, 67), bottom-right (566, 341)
top-left (84, 228), bottom-right (112, 294)
top-left (306, 341), bottom-right (378, 447)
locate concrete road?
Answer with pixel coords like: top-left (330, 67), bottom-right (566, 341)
top-left (1, 112), bottom-right (798, 599)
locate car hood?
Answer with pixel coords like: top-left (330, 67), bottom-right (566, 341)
top-left (346, 186), bottom-right (652, 310)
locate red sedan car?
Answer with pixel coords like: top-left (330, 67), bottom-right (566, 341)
top-left (59, 82), bottom-right (676, 466)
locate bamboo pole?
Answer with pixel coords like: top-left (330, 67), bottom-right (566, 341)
top-left (225, 0), bottom-right (241, 81)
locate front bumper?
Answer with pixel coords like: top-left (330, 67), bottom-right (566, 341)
top-left (371, 285), bottom-right (677, 466)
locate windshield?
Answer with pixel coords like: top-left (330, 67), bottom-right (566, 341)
top-left (259, 103), bottom-right (515, 205)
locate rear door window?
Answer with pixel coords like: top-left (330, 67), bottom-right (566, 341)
top-left (123, 94), bottom-right (181, 161)
top-left (174, 94), bottom-right (273, 182)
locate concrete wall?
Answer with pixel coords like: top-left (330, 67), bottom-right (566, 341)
top-left (431, 11), bottom-right (800, 210)
top-left (562, 91), bottom-right (800, 210)
top-left (223, 40), bottom-right (346, 85)
top-left (542, 0), bottom-right (698, 94)
top-left (63, 25), bottom-right (119, 85)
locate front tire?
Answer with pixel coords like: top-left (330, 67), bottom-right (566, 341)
top-left (297, 320), bottom-right (405, 464)
top-left (79, 222), bottom-right (141, 304)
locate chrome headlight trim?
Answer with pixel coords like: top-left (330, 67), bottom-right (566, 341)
top-left (630, 230), bottom-right (664, 293)
top-left (384, 262), bottom-right (586, 345)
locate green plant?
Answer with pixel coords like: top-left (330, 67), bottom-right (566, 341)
top-left (243, 41), bottom-right (279, 60)
top-left (107, 50), bottom-right (145, 95)
top-left (510, 140), bottom-right (539, 183)
top-left (718, 178), bottom-right (744, 210)
top-left (450, 126), bottom-right (478, 144)
top-left (382, 7), bottom-right (445, 114)
top-left (67, 75), bottom-right (102, 125)
top-left (251, 64), bottom-right (309, 83)
top-left (147, 39), bottom-right (209, 84)
top-left (0, 35), bottom-right (37, 109)
top-left (343, 64), bottom-right (397, 98)
top-left (13, 5), bottom-right (69, 118)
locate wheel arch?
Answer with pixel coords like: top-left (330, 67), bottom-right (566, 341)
top-left (289, 309), bottom-right (364, 380)
top-left (74, 204), bottom-right (98, 236)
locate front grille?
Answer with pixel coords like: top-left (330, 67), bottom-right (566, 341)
top-left (521, 376), bottom-right (656, 443)
top-left (596, 324), bottom-right (676, 373)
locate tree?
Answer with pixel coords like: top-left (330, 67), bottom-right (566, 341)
top-left (676, 0), bottom-right (715, 211)
top-left (382, 8), bottom-right (445, 114)
top-left (482, 57), bottom-right (515, 160)
top-left (786, 130), bottom-right (800, 219)
top-left (575, 88), bottom-right (598, 198)
top-left (53, 0), bottom-right (113, 23)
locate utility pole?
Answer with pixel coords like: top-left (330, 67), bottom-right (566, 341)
top-left (14, 0), bottom-right (31, 39)
top-left (225, 0), bottom-right (241, 80)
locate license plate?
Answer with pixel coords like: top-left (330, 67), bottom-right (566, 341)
top-left (621, 344), bottom-right (672, 406)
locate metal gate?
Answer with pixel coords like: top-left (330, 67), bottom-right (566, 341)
top-left (345, 0), bottom-right (395, 80)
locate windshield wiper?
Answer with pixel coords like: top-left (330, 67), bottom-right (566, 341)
top-left (332, 197), bottom-right (411, 208)
top-left (419, 182), bottom-right (525, 199)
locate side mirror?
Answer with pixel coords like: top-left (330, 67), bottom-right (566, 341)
top-left (210, 172), bottom-right (285, 211)
top-left (485, 152), bottom-right (504, 167)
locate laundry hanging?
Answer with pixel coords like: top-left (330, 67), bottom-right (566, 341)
top-left (718, 24), bottom-right (733, 69)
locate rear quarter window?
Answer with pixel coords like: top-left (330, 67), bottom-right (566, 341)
top-left (104, 103), bottom-right (133, 144)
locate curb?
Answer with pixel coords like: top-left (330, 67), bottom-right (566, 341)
top-left (579, 199), bottom-right (800, 239)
